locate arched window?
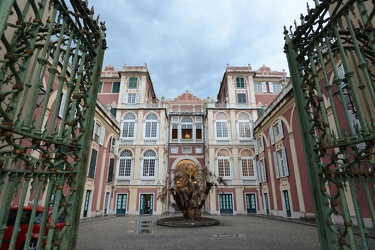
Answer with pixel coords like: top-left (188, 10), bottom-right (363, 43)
top-left (118, 149), bottom-right (133, 178)
top-left (238, 112), bottom-right (252, 139)
top-left (240, 149), bottom-right (254, 177)
top-left (142, 149), bottom-right (156, 177)
top-left (144, 113), bottom-right (158, 138)
top-left (121, 113), bottom-right (136, 138)
top-left (215, 112), bottom-right (229, 138)
top-left (217, 149), bottom-right (231, 177)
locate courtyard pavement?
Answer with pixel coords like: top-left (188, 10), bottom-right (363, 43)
top-left (77, 214), bottom-right (375, 250)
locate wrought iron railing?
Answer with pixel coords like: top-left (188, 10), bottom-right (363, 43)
top-left (0, 0), bottom-right (106, 249)
top-left (284, 0), bottom-right (374, 249)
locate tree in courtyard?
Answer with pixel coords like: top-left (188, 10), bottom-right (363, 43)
top-left (158, 161), bottom-right (226, 220)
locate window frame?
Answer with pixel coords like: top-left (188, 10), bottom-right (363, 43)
top-left (236, 77), bottom-right (245, 88)
top-left (112, 82), bottom-right (120, 93)
top-left (128, 77), bottom-right (138, 89)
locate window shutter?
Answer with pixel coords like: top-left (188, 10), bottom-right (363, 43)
top-left (278, 120), bottom-right (284, 139)
top-left (122, 93), bottom-right (128, 103)
top-left (254, 140), bottom-right (258, 155)
top-left (59, 92), bottom-right (67, 118)
top-left (115, 140), bottom-right (119, 155)
top-left (92, 120), bottom-right (97, 139)
top-left (270, 127), bottom-right (275, 145)
top-left (260, 137), bottom-right (264, 151)
top-left (269, 82), bottom-right (274, 93)
top-left (261, 82), bottom-right (267, 92)
top-left (100, 127), bottom-right (105, 145)
top-left (262, 159), bottom-right (267, 182)
top-left (135, 93), bottom-right (140, 103)
top-left (108, 158), bottom-right (114, 182)
top-left (282, 148), bottom-right (289, 176)
top-left (256, 161), bottom-right (261, 182)
top-left (273, 152), bottom-right (280, 179)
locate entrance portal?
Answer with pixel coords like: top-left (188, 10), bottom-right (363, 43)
top-left (140, 194), bottom-right (153, 215)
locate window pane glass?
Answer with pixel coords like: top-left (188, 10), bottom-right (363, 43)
top-left (112, 82), bottom-right (120, 93)
top-left (128, 77), bottom-right (138, 88)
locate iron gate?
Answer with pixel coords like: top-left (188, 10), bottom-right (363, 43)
top-left (284, 0), bottom-right (374, 249)
top-left (0, 0), bottom-right (106, 249)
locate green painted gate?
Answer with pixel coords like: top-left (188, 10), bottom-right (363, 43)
top-left (0, 1), bottom-right (106, 249)
top-left (284, 0), bottom-right (374, 249)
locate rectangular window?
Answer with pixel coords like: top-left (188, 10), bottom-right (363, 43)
top-left (128, 93), bottom-right (136, 103)
top-left (196, 124), bottom-right (202, 139)
top-left (242, 159), bottom-right (254, 177)
top-left (216, 121), bottom-right (228, 138)
top-left (112, 82), bottom-right (120, 93)
top-left (98, 82), bottom-right (103, 93)
top-left (182, 147), bottom-right (192, 153)
top-left (218, 158), bottom-right (231, 177)
top-left (145, 121), bottom-right (157, 138)
top-left (261, 82), bottom-right (267, 92)
top-left (237, 93), bottom-right (247, 104)
top-left (172, 124), bottom-right (178, 139)
top-left (128, 77), bottom-right (138, 88)
top-left (171, 146), bottom-right (178, 154)
top-left (239, 121), bottom-right (251, 138)
top-left (122, 121), bottom-right (134, 138)
top-left (110, 108), bottom-right (117, 117)
top-left (181, 124), bottom-right (192, 139)
top-left (273, 148), bottom-right (289, 179)
top-left (119, 158), bottom-right (132, 177)
top-left (143, 159), bottom-right (155, 177)
top-left (107, 158), bottom-right (114, 182)
top-left (88, 149), bottom-right (98, 178)
top-left (254, 83), bottom-right (262, 93)
top-left (195, 147), bottom-right (202, 153)
top-left (236, 77), bottom-right (245, 88)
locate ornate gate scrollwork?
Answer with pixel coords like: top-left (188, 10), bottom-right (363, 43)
top-left (0, 1), bottom-right (106, 249)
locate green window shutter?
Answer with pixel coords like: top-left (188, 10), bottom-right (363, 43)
top-left (236, 77), bottom-right (244, 88)
top-left (128, 77), bottom-right (138, 88)
top-left (108, 158), bottom-right (114, 182)
top-left (88, 149), bottom-right (98, 178)
top-left (112, 82), bottom-right (120, 93)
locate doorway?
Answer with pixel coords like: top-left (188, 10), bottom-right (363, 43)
top-left (219, 194), bottom-right (233, 214)
top-left (264, 193), bottom-right (269, 215)
top-left (83, 190), bottom-right (91, 217)
top-left (116, 194), bottom-right (127, 215)
top-left (283, 190), bottom-right (291, 217)
top-left (246, 194), bottom-right (257, 214)
top-left (140, 194), bottom-right (153, 215)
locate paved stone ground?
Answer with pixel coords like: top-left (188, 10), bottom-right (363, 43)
top-left (77, 214), bottom-right (323, 250)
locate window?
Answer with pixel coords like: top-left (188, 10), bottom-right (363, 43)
top-left (109, 136), bottom-right (118, 154)
top-left (171, 124), bottom-right (178, 139)
top-left (240, 149), bottom-right (254, 177)
top-left (261, 82), bottom-right (267, 92)
top-left (270, 120), bottom-right (284, 145)
top-left (273, 148), bottom-right (289, 179)
top-left (182, 147), bottom-right (192, 153)
top-left (112, 82), bottom-right (120, 93)
top-left (58, 92), bottom-right (67, 118)
top-left (142, 149), bottom-right (156, 177)
top-left (98, 82), bottom-right (103, 93)
top-left (217, 149), bottom-right (231, 177)
top-left (88, 149), bottom-right (97, 178)
top-left (122, 93), bottom-right (140, 104)
top-left (144, 113), bottom-right (158, 138)
top-left (181, 117), bottom-right (193, 139)
top-left (128, 77), bottom-right (138, 89)
top-left (254, 83), bottom-right (262, 93)
top-left (238, 112), bottom-right (252, 139)
top-left (171, 146), bottom-right (178, 154)
top-left (257, 159), bottom-right (267, 182)
top-left (272, 82), bottom-right (283, 93)
top-left (107, 158), bottom-right (114, 182)
top-left (236, 77), bottom-right (245, 88)
top-left (121, 113), bottom-right (136, 138)
top-left (195, 147), bottom-right (202, 153)
top-left (118, 150), bottom-right (133, 177)
top-left (257, 136), bottom-right (264, 152)
top-left (215, 112), bottom-right (229, 138)
top-left (237, 93), bottom-right (247, 104)
top-left (196, 124), bottom-right (202, 139)
top-left (110, 108), bottom-right (117, 117)
top-left (92, 120), bottom-right (105, 145)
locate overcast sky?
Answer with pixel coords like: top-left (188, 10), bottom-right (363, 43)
top-left (89, 0), bottom-right (312, 99)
